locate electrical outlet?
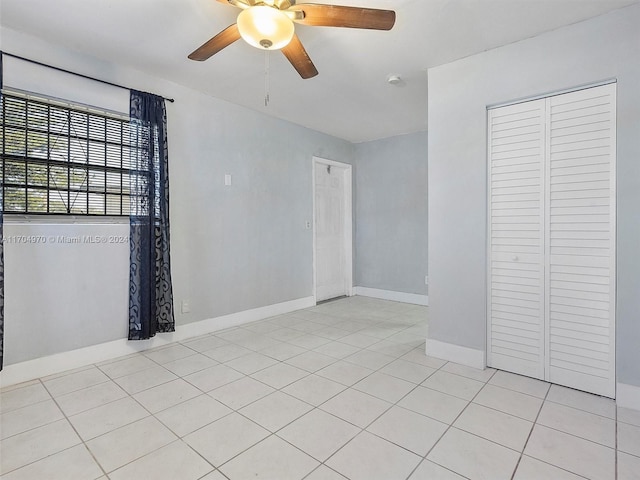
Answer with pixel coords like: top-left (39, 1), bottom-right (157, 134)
top-left (305, 221), bottom-right (311, 229)
top-left (181, 300), bottom-right (191, 314)
top-left (424, 275), bottom-right (429, 285)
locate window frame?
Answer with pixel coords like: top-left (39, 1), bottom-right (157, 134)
top-left (1, 89), bottom-right (137, 217)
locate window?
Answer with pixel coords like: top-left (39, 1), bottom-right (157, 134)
top-left (1, 91), bottom-right (134, 215)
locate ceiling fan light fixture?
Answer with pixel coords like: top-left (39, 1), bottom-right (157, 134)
top-left (237, 5), bottom-right (295, 50)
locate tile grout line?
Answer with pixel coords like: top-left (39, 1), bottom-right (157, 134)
top-left (115, 356), bottom-right (234, 478)
top-left (509, 383), bottom-right (551, 480)
top-left (530, 422), bottom-right (618, 450)
top-left (11, 296), bottom-right (624, 480)
top-left (2, 301), bottom-right (445, 480)
top-left (160, 323), bottom-right (404, 443)
top-left (87, 344), bottom-right (270, 479)
top-left (403, 368), bottom-right (499, 480)
top-left (389, 361), bottom-right (466, 480)
top-left (38, 377), bottom-right (110, 479)
top-left (156, 313), bottom-right (419, 478)
top-left (542, 395), bottom-right (618, 422)
top-left (70, 370), bottom-right (189, 478)
top-left (506, 384), bottom-right (610, 480)
top-left (203, 308), bottom-right (428, 476)
top-left (186, 351), bottom-right (382, 478)
top-left (65, 359), bottom-right (221, 478)
top-left (1, 299), bottom-right (421, 476)
top-left (0, 396), bottom-right (62, 438)
top-left (262, 319), bottom-right (432, 479)
top-left (297, 354), bottom-right (451, 479)
top-left (8, 321), bottom-right (456, 478)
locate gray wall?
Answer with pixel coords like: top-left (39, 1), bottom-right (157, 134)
top-left (2, 28), bottom-right (354, 365)
top-left (169, 89), bottom-right (354, 324)
top-left (427, 5), bottom-right (640, 386)
top-left (4, 222), bottom-right (129, 364)
top-left (354, 132), bottom-right (428, 295)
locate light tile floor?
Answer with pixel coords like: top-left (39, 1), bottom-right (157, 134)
top-left (1, 296), bottom-right (638, 479)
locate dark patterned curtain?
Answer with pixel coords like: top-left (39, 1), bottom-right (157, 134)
top-left (128, 90), bottom-right (174, 340)
top-left (0, 53), bottom-right (4, 369)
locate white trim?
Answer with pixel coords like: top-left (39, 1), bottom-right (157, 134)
top-left (344, 165), bottom-right (353, 298)
top-left (354, 286), bottom-right (428, 306)
top-left (617, 383), bottom-right (640, 411)
top-left (2, 86), bottom-right (129, 119)
top-left (312, 159), bottom-right (317, 304)
top-left (486, 78), bottom-right (616, 110)
top-left (0, 296), bottom-right (315, 388)
top-left (3, 214), bottom-right (130, 225)
top-left (179, 296), bottom-right (315, 339)
top-left (425, 338), bottom-right (486, 370)
top-left (312, 157), bottom-right (353, 302)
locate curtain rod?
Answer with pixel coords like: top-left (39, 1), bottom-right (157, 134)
top-left (0, 51), bottom-right (175, 103)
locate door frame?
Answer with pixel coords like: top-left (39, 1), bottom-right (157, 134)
top-left (485, 82), bottom-right (617, 398)
top-left (312, 156), bottom-right (353, 304)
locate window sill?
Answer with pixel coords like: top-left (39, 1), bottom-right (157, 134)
top-left (2, 214), bottom-right (130, 225)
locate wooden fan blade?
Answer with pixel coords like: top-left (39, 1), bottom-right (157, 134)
top-left (289, 4), bottom-right (395, 30)
top-left (188, 24), bottom-right (241, 61)
top-left (281, 34), bottom-right (318, 79)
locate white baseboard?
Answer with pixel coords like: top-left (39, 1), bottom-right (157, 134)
top-left (354, 286), bottom-right (428, 306)
top-left (425, 338), bottom-right (486, 370)
top-left (0, 296), bottom-right (315, 388)
top-left (422, 343), bottom-right (640, 409)
top-left (617, 382), bottom-right (640, 411)
top-left (178, 296), bottom-right (315, 340)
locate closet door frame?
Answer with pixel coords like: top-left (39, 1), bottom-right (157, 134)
top-left (486, 81), bottom-right (616, 398)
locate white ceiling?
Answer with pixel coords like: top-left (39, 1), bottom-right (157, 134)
top-left (1, 0), bottom-right (637, 142)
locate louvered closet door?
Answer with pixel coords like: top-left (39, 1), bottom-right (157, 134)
top-left (487, 99), bottom-right (546, 380)
top-left (546, 84), bottom-right (616, 397)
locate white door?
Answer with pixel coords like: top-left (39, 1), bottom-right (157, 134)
top-left (314, 160), bottom-right (351, 302)
top-left (487, 83), bottom-right (616, 398)
top-left (545, 85), bottom-right (616, 397)
top-left (487, 98), bottom-right (546, 380)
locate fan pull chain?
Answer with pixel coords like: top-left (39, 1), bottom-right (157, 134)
top-left (264, 51), bottom-right (270, 107)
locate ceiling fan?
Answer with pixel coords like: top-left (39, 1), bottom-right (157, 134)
top-left (188, 0), bottom-right (396, 79)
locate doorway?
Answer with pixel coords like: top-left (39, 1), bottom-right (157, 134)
top-left (313, 157), bottom-right (353, 303)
